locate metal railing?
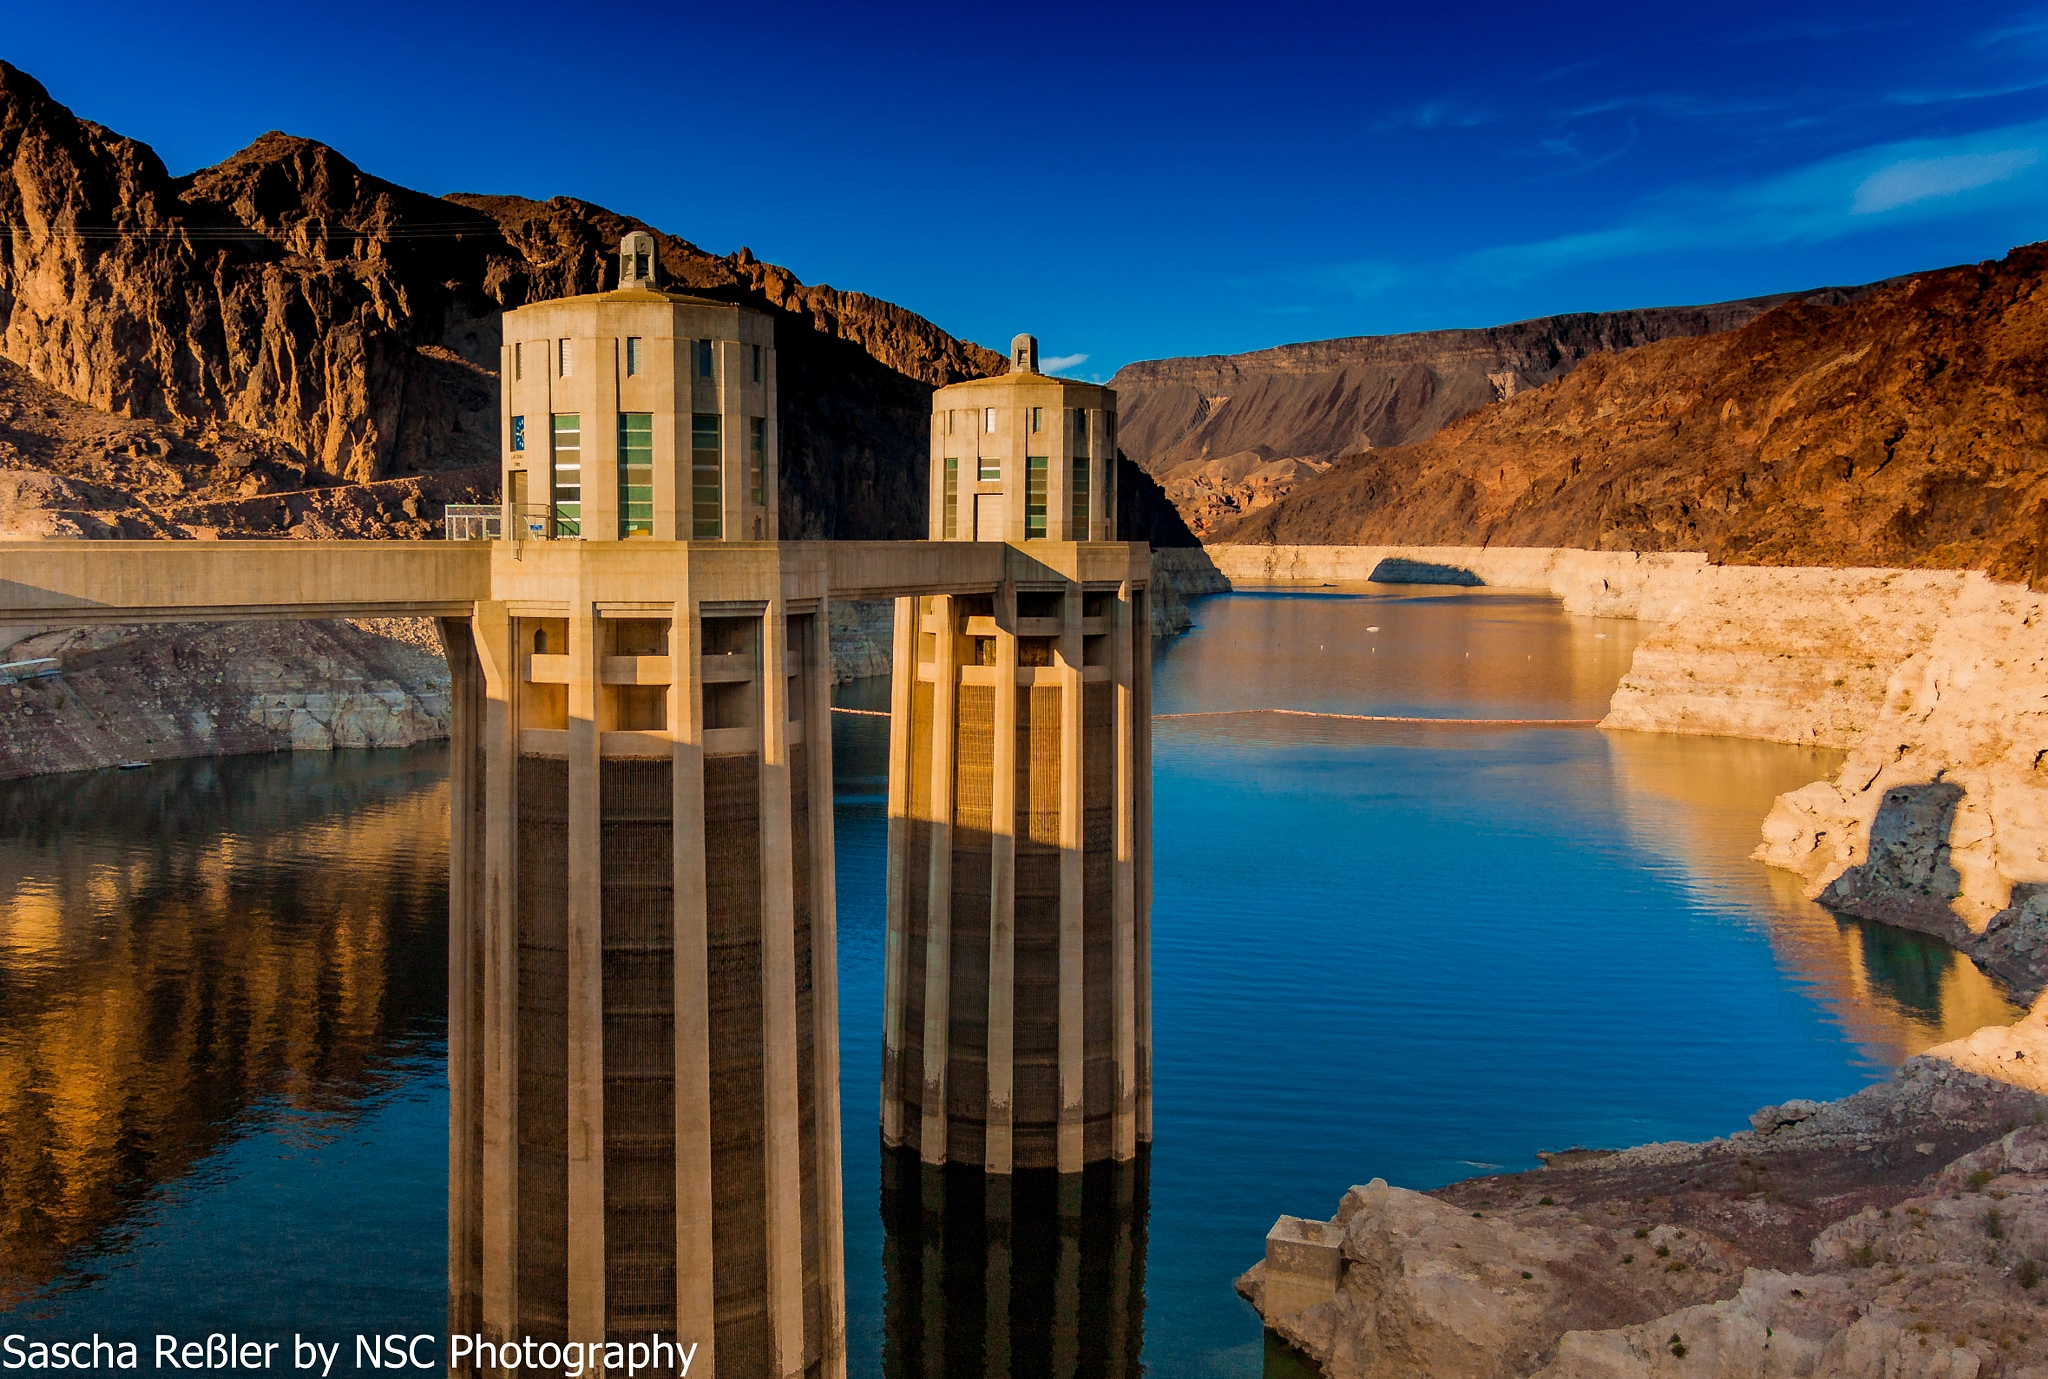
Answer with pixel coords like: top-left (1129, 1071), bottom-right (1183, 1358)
top-left (443, 505), bottom-right (581, 542)
top-left (0, 658), bottom-right (60, 685)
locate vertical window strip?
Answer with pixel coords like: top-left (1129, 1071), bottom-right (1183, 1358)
top-left (691, 413), bottom-right (722, 538)
top-left (943, 458), bottom-right (958, 539)
top-left (625, 337), bottom-right (642, 376)
top-left (551, 414), bottom-right (581, 534)
top-left (1025, 455), bottom-right (1047, 539)
top-left (617, 412), bottom-right (653, 537)
top-left (696, 339), bottom-right (714, 379)
top-left (749, 418), bottom-right (766, 507)
top-left (985, 407), bottom-right (996, 434)
top-left (559, 338), bottom-right (573, 377)
top-left (751, 344), bottom-right (762, 383)
top-left (511, 415), bottom-right (525, 453)
top-left (514, 341), bottom-right (523, 380)
top-left (1071, 456), bottom-right (1089, 538)
top-left (1105, 448), bottom-right (1117, 533)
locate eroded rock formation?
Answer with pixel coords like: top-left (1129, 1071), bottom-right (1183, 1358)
top-left (1751, 575), bottom-right (2048, 1002)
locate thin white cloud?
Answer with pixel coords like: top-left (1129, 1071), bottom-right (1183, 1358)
top-left (1041, 352), bottom-right (1089, 373)
top-left (1851, 149), bottom-right (2040, 212)
top-left (1462, 119), bottom-right (2048, 283)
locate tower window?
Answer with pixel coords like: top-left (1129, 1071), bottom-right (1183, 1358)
top-left (979, 456), bottom-right (1000, 482)
top-left (513, 342), bottom-right (523, 380)
top-left (692, 413), bottom-right (722, 538)
top-left (696, 339), bottom-right (714, 379)
top-left (751, 344), bottom-right (762, 383)
top-left (511, 415), bottom-right (525, 452)
top-left (1030, 407), bottom-right (1042, 433)
top-left (750, 417), bottom-right (766, 507)
top-left (558, 339), bottom-right (573, 376)
top-left (551, 414), bottom-right (581, 532)
top-left (617, 412), bottom-right (653, 537)
top-left (1072, 455), bottom-right (1089, 536)
top-left (1073, 409), bottom-right (1088, 455)
top-left (1024, 456), bottom-right (1047, 539)
top-left (984, 407), bottom-right (996, 434)
top-left (943, 457), bottom-right (958, 539)
top-left (625, 337), bottom-right (643, 376)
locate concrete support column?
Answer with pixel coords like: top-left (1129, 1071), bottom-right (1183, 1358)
top-left (758, 598), bottom-right (807, 1377)
top-left (879, 596), bottom-right (916, 1147)
top-left (918, 595), bottom-right (959, 1163)
top-left (1056, 583), bottom-right (1084, 1175)
top-left (806, 601), bottom-right (848, 1379)
top-left (985, 582), bottom-right (1018, 1175)
top-left (439, 615), bottom-right (485, 1349)
top-left (1133, 585), bottom-right (1154, 1145)
top-left (1111, 581), bottom-right (1138, 1162)
top-left (670, 595), bottom-right (716, 1375)
top-left (565, 600), bottom-right (605, 1344)
top-left (473, 601), bottom-right (521, 1346)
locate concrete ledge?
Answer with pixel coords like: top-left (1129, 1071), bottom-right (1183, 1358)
top-left (1263, 1214), bottom-right (1345, 1319)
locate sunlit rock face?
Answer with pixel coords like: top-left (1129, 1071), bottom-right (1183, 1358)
top-left (1744, 576), bottom-right (2048, 1001)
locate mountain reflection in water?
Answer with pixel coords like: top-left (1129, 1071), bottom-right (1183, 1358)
top-left (0, 749), bottom-right (448, 1309)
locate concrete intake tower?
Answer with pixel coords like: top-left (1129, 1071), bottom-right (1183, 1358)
top-left (879, 335), bottom-right (1155, 1173)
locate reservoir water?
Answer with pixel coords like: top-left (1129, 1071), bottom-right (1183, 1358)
top-left (0, 588), bottom-right (2017, 1375)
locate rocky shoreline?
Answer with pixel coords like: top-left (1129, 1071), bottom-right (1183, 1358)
top-left (1240, 1008), bottom-right (2048, 1378)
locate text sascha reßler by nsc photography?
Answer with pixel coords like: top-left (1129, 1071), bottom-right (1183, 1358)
top-left (0, 1336), bottom-right (701, 1376)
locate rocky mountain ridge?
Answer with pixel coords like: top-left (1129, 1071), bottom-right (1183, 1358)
top-left (1212, 241), bottom-right (2048, 584)
top-left (1110, 288), bottom-right (1883, 535)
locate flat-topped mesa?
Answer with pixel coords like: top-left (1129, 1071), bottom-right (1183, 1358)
top-left (929, 332), bottom-right (1119, 542)
top-left (881, 335), bottom-right (1153, 1176)
top-left (502, 232), bottom-right (779, 542)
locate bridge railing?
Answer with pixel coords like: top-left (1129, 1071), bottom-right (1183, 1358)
top-left (444, 505), bottom-right (582, 542)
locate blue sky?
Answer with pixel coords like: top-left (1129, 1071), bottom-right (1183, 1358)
top-left (5, 0), bottom-right (2047, 378)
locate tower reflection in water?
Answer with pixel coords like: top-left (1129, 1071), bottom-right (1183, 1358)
top-left (878, 1148), bottom-right (1147, 1379)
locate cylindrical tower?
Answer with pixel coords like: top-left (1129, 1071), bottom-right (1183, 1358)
top-left (447, 245), bottom-right (845, 1379)
top-left (879, 336), bottom-right (1154, 1174)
